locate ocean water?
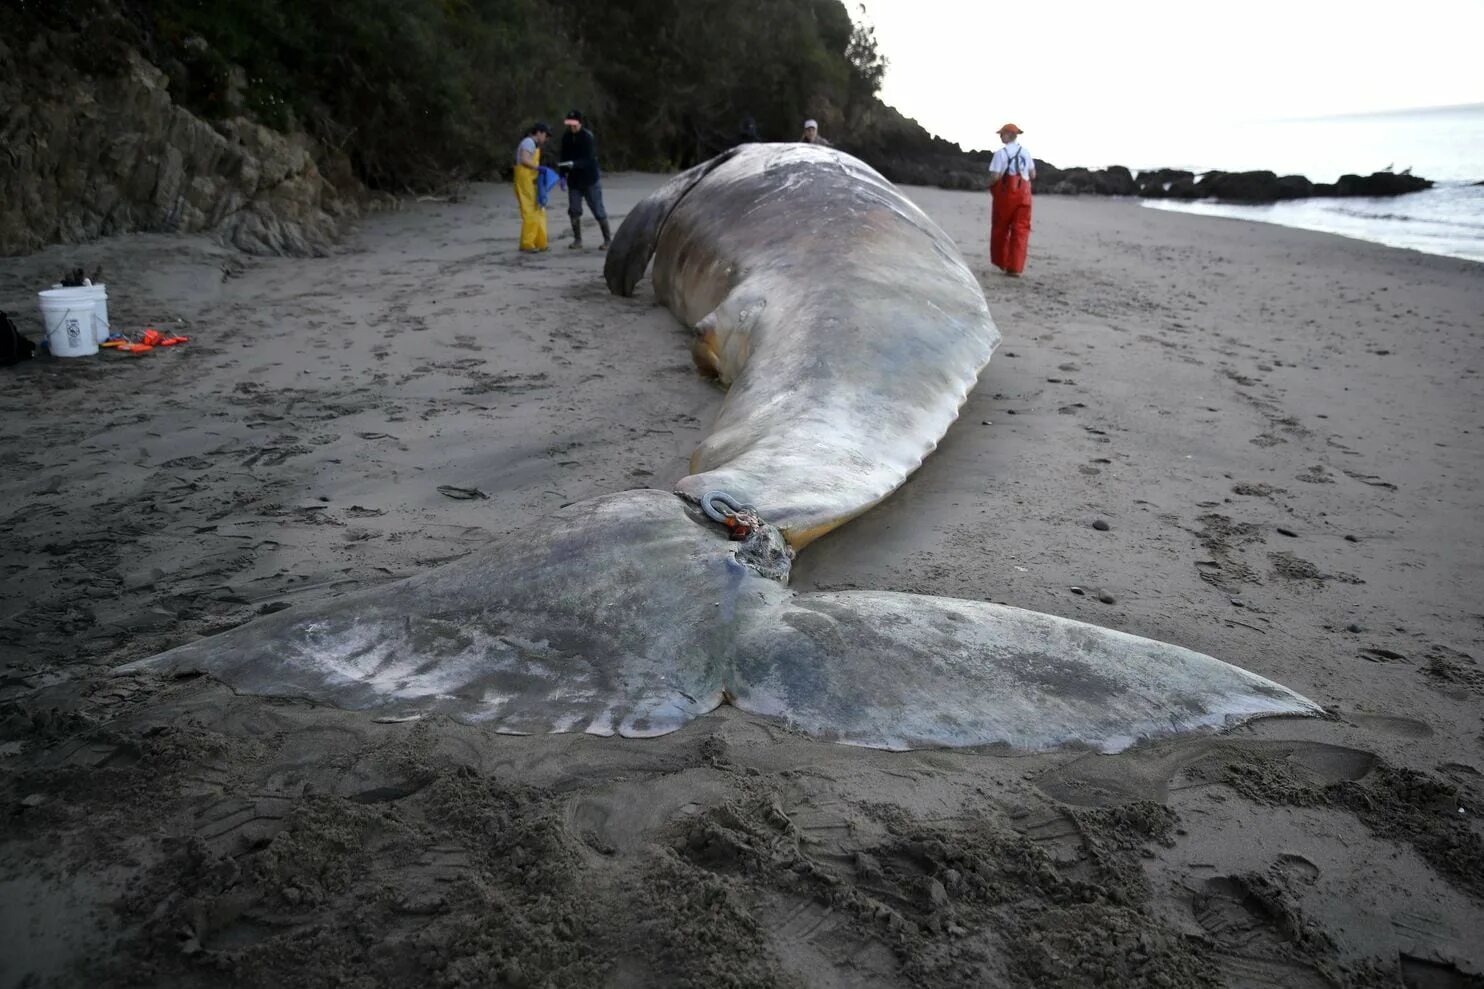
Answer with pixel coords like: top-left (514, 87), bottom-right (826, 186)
top-left (1052, 103), bottom-right (1484, 263)
top-left (1143, 182), bottom-right (1484, 263)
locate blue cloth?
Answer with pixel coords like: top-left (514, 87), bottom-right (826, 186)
top-left (535, 166), bottom-right (562, 208)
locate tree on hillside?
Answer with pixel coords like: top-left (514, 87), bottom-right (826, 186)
top-left (9, 0), bottom-right (894, 185)
top-left (844, 7), bottom-right (888, 130)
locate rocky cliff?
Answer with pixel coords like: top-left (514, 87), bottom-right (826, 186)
top-left (0, 32), bottom-right (362, 258)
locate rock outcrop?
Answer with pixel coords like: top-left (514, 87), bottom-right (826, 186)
top-left (0, 35), bottom-right (362, 257)
top-left (1178, 169), bottom-right (1433, 203)
top-left (1134, 169), bottom-right (1196, 198)
top-left (1034, 163), bottom-right (1137, 196)
top-left (1324, 172), bottom-right (1432, 197)
top-left (842, 102), bottom-right (995, 191)
top-left (866, 149), bottom-right (992, 191)
top-left (1193, 171), bottom-right (1315, 202)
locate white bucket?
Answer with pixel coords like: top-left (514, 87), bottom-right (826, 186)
top-left (45, 282), bottom-right (110, 341)
top-left (82, 283), bottom-right (110, 342)
top-left (38, 288), bottom-right (99, 357)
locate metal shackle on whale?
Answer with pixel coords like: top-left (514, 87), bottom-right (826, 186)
top-left (129, 144), bottom-right (1318, 752)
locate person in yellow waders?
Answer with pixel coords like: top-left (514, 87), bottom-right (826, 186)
top-left (514, 122), bottom-right (550, 252)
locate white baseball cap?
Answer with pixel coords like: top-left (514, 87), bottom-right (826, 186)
top-left (803, 119), bottom-right (818, 129)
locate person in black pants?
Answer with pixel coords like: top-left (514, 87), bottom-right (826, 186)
top-left (558, 110), bottom-right (611, 250)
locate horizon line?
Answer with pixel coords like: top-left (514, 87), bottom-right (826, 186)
top-left (879, 99), bottom-right (1483, 155)
top-left (1277, 100), bottom-right (1484, 123)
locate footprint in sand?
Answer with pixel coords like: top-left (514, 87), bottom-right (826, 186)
top-left (1268, 550), bottom-right (1364, 587)
top-left (1035, 739), bottom-right (1379, 808)
top-left (1422, 646), bottom-right (1484, 696)
top-left (1191, 873), bottom-right (1335, 988)
top-left (1398, 955), bottom-right (1483, 989)
top-left (1346, 712), bottom-right (1435, 739)
top-left (565, 777), bottom-right (732, 859)
top-left (1231, 482), bottom-right (1285, 498)
top-left (1272, 852), bottom-right (1320, 885)
top-left (1295, 465), bottom-right (1334, 484)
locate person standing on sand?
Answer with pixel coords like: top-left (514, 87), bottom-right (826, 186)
top-left (800, 119), bottom-right (832, 147)
top-left (988, 123), bottom-right (1035, 277)
top-left (558, 110), bottom-right (612, 250)
top-left (514, 122), bottom-right (550, 253)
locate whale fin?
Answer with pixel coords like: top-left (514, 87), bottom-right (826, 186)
top-left (728, 590), bottom-right (1319, 752)
top-left (604, 148), bottom-right (740, 297)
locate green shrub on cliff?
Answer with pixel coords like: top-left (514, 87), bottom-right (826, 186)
top-left (5, 0), bottom-right (892, 189)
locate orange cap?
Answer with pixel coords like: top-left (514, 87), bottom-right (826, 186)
top-left (998, 123), bottom-right (1023, 135)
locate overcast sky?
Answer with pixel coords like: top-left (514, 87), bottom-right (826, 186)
top-left (859, 0), bottom-right (1484, 162)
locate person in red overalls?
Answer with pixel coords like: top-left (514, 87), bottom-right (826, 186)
top-left (988, 123), bottom-right (1036, 277)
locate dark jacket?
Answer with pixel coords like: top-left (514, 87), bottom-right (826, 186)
top-left (559, 127), bottom-right (601, 189)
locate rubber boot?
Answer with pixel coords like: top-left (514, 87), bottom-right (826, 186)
top-left (569, 216), bottom-right (583, 249)
top-left (598, 217), bottom-right (612, 250)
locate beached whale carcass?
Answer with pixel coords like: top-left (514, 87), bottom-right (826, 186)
top-left (606, 143), bottom-right (1000, 546)
top-left (128, 144), bottom-right (1319, 752)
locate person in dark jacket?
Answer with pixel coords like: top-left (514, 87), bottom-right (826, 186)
top-left (558, 110), bottom-right (611, 250)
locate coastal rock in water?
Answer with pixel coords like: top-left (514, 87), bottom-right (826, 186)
top-left (1275, 174), bottom-right (1315, 199)
top-left (1135, 169), bottom-right (1195, 198)
top-left (1167, 177), bottom-right (1204, 200)
top-left (1103, 165), bottom-right (1136, 189)
top-left (0, 38), bottom-right (361, 257)
top-left (1327, 172), bottom-right (1433, 197)
top-left (1184, 169), bottom-right (1429, 203)
top-left (1197, 171), bottom-right (1314, 203)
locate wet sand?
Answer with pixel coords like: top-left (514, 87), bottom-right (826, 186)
top-left (1, 177), bottom-right (1481, 988)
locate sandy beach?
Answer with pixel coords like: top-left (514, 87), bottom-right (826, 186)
top-left (1, 176), bottom-right (1481, 987)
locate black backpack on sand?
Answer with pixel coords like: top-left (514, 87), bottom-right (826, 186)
top-left (1, 310), bottom-right (37, 367)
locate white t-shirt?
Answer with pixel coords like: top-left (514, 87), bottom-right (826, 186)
top-left (989, 142), bottom-right (1034, 178)
top-left (516, 136), bottom-right (536, 166)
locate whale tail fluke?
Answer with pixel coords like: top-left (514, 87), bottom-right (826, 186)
top-left (728, 590), bottom-right (1318, 751)
top-left (126, 491), bottom-right (1317, 753)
